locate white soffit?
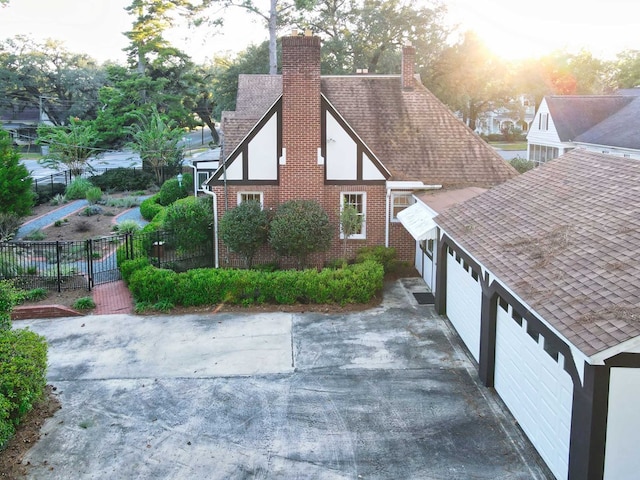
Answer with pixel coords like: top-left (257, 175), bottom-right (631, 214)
top-left (397, 202), bottom-right (437, 240)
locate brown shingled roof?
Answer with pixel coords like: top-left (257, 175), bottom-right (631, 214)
top-left (435, 149), bottom-right (640, 357)
top-left (322, 76), bottom-right (516, 187)
top-left (221, 73), bottom-right (517, 188)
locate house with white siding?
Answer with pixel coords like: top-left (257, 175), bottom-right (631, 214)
top-left (527, 92), bottom-right (640, 166)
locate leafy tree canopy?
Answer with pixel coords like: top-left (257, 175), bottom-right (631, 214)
top-left (0, 36), bottom-right (106, 126)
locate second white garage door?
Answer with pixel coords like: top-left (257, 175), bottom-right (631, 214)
top-left (494, 302), bottom-right (573, 480)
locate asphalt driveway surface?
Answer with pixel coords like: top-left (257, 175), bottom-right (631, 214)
top-left (17, 279), bottom-right (552, 479)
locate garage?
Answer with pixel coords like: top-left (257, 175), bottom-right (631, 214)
top-left (444, 247), bottom-right (482, 362)
top-left (494, 300), bottom-right (573, 480)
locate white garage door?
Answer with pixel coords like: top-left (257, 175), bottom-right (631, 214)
top-left (494, 303), bottom-right (573, 480)
top-left (445, 249), bottom-right (482, 361)
top-left (604, 367), bottom-right (640, 479)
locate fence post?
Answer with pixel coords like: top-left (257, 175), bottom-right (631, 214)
top-left (55, 241), bottom-right (61, 293)
top-left (86, 239), bottom-right (93, 291)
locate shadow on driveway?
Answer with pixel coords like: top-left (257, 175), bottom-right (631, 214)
top-left (16, 279), bottom-right (552, 479)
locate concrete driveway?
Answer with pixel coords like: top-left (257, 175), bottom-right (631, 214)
top-left (17, 279), bottom-right (552, 479)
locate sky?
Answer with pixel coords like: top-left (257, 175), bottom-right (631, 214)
top-left (0, 0), bottom-right (638, 64)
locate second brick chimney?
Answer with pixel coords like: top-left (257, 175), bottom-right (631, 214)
top-left (280, 34), bottom-right (323, 202)
top-left (401, 44), bottom-right (416, 90)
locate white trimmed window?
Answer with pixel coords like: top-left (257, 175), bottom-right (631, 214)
top-left (237, 192), bottom-right (264, 207)
top-left (391, 192), bottom-right (415, 221)
top-left (340, 192), bottom-right (366, 239)
top-left (197, 172), bottom-right (210, 190)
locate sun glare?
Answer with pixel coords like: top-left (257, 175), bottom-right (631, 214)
top-left (442, 0), bottom-right (640, 61)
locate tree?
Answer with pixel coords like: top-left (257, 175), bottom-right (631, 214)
top-left (36, 118), bottom-right (99, 177)
top-left (203, 0), bottom-right (314, 75)
top-left (0, 130), bottom-right (33, 217)
top-left (613, 49), bottom-right (640, 89)
top-left (268, 200), bottom-right (332, 268)
top-left (427, 31), bottom-right (513, 130)
top-left (300, 0), bottom-right (449, 74)
top-left (219, 200), bottom-right (269, 268)
top-left (127, 107), bottom-right (185, 184)
top-left (210, 42), bottom-right (272, 116)
top-left (0, 36), bottom-right (106, 126)
top-left (339, 204), bottom-right (363, 258)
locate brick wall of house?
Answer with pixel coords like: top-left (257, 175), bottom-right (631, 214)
top-left (211, 34), bottom-right (416, 269)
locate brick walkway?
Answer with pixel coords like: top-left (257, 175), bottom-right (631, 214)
top-left (92, 280), bottom-right (134, 315)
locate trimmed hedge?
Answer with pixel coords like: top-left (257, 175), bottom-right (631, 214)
top-left (90, 167), bottom-right (154, 192)
top-left (124, 260), bottom-right (384, 307)
top-left (0, 329), bottom-right (48, 449)
top-left (139, 195), bottom-right (164, 221)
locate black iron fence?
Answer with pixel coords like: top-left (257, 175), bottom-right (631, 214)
top-left (0, 229), bottom-right (213, 292)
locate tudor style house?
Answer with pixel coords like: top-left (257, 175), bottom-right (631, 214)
top-left (527, 91), bottom-right (640, 166)
top-left (201, 33), bottom-right (515, 268)
top-left (433, 149), bottom-right (640, 480)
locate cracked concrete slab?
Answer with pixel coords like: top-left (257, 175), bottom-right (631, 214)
top-left (16, 280), bottom-right (552, 479)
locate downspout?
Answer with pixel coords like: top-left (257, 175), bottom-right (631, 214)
top-left (385, 188), bottom-right (391, 247)
top-left (202, 188), bottom-right (219, 268)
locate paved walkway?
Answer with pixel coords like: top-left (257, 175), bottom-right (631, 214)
top-left (92, 280), bottom-right (135, 315)
top-left (16, 200), bottom-right (88, 239)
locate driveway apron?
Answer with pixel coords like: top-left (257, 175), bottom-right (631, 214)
top-left (16, 279), bottom-right (552, 479)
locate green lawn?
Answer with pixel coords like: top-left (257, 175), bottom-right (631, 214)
top-left (489, 142), bottom-right (528, 151)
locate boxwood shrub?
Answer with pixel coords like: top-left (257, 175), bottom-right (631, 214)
top-left (0, 329), bottom-right (48, 449)
top-left (126, 260), bottom-right (383, 307)
top-left (139, 195), bottom-right (164, 221)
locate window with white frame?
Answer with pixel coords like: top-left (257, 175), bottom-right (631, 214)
top-left (340, 192), bottom-right (366, 239)
top-left (197, 172), bottom-right (210, 189)
top-left (391, 192), bottom-right (415, 221)
top-left (237, 191), bottom-right (264, 207)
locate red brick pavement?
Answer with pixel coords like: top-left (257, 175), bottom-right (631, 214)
top-left (92, 280), bottom-right (134, 315)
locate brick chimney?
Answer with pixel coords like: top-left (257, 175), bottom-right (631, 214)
top-left (401, 44), bottom-right (416, 90)
top-left (280, 33), bottom-right (323, 202)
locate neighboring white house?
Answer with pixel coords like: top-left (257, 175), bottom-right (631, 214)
top-left (475, 96), bottom-right (536, 136)
top-left (527, 91), bottom-right (640, 166)
top-left (432, 149), bottom-right (640, 480)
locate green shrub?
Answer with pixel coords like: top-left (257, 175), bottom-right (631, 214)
top-left (113, 219), bottom-right (140, 235)
top-left (18, 288), bottom-right (48, 303)
top-left (139, 195), bottom-right (164, 221)
top-left (219, 200), bottom-right (268, 268)
top-left (509, 156), bottom-right (535, 174)
top-left (73, 297), bottom-right (96, 310)
top-left (0, 212), bottom-right (22, 242)
top-left (129, 266), bottom-right (179, 304)
top-left (50, 193), bottom-right (66, 206)
top-left (128, 261), bottom-right (384, 307)
top-left (0, 329), bottom-right (48, 449)
top-left (24, 229), bottom-right (46, 241)
top-left (0, 280), bottom-right (16, 331)
top-left (156, 178), bottom-right (188, 206)
top-left (355, 246), bottom-right (398, 273)
top-left (90, 167), bottom-right (154, 192)
top-left (163, 196), bottom-right (213, 252)
top-left (105, 196), bottom-right (141, 208)
top-left (81, 205), bottom-right (101, 216)
top-left (32, 183), bottom-right (66, 206)
top-left (64, 177), bottom-right (93, 200)
top-left (268, 200), bottom-right (333, 268)
top-left (118, 257), bottom-right (150, 282)
top-left (85, 186), bottom-right (103, 204)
